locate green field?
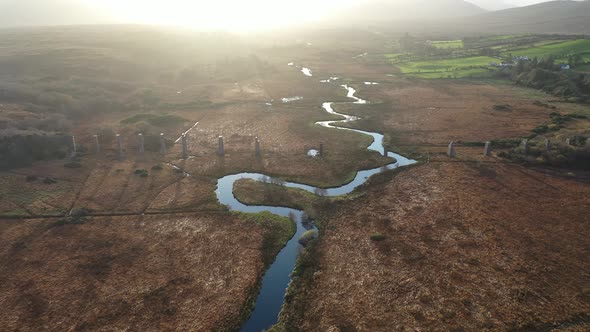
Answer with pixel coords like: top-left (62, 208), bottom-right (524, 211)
top-left (484, 35), bottom-right (524, 41)
top-left (430, 40), bottom-right (464, 49)
top-left (502, 39), bottom-right (590, 60)
top-left (395, 56), bottom-right (497, 78)
top-left (384, 53), bottom-right (404, 62)
top-left (575, 64), bottom-right (590, 72)
top-left (387, 36), bottom-right (590, 79)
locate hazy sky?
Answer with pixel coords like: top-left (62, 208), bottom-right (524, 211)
top-left (78, 0), bottom-right (562, 30)
top-left (470, 0), bottom-right (556, 10)
top-left (508, 0), bottom-right (557, 5)
top-left (0, 0), bottom-right (574, 31)
top-left (80, 0), bottom-right (359, 30)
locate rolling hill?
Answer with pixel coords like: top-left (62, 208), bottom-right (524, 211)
top-left (463, 0), bottom-right (590, 34)
top-left (0, 0), bottom-right (588, 35)
top-left (468, 0), bottom-right (514, 11)
top-left (331, 0), bottom-right (487, 23)
top-left (331, 0), bottom-right (590, 36)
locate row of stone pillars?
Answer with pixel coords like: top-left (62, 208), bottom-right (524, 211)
top-left (71, 133), bottom-right (263, 160)
top-left (447, 137), bottom-right (587, 158)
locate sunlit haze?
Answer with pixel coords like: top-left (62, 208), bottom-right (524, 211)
top-left (82, 0), bottom-right (360, 31)
top-left (0, 0), bottom-right (572, 31)
top-left (81, 0), bottom-right (563, 31)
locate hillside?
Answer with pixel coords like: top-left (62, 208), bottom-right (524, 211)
top-left (328, 0), bottom-right (486, 24)
top-left (463, 0), bottom-right (590, 34)
top-left (1, 0), bottom-right (589, 35)
top-left (348, 0), bottom-right (590, 36)
top-left (468, 0), bottom-right (514, 11)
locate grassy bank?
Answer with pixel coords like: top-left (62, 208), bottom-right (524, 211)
top-left (232, 211), bottom-right (296, 266)
top-left (232, 211), bottom-right (297, 331)
top-left (232, 167), bottom-right (419, 332)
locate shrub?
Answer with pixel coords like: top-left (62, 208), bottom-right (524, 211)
top-left (54, 151), bottom-right (67, 159)
top-left (498, 142), bottom-right (590, 170)
top-left (497, 151), bottom-right (510, 159)
top-left (493, 104), bottom-right (512, 111)
top-left (64, 161), bottom-right (82, 168)
top-left (71, 207), bottom-right (91, 217)
top-left (25, 175), bottom-right (38, 182)
top-left (532, 100), bottom-right (556, 109)
top-left (370, 233), bottom-right (386, 241)
top-left (151, 164), bottom-right (164, 171)
top-left (147, 114), bottom-right (186, 127)
top-left (121, 113), bottom-right (157, 125)
top-left (532, 124), bottom-right (550, 134)
top-left (54, 215), bottom-right (87, 226)
top-left (570, 136), bottom-right (589, 147)
top-left (463, 141), bottom-right (485, 147)
top-left (298, 230), bottom-right (318, 246)
top-left (134, 168), bottom-right (149, 177)
top-left (42, 177), bottom-right (57, 184)
top-left (0, 134), bottom-right (70, 170)
top-left (121, 114), bottom-right (186, 127)
top-left (97, 127), bottom-right (116, 142)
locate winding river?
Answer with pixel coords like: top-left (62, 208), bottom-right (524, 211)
top-left (215, 72), bottom-right (416, 331)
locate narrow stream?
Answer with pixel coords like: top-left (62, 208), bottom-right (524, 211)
top-left (215, 73), bottom-right (416, 331)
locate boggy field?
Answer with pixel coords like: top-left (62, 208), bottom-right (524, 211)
top-left (0, 26), bottom-right (589, 331)
top-left (233, 35), bottom-right (590, 331)
top-left (0, 212), bottom-right (294, 331)
top-left (268, 162), bottom-right (590, 331)
top-left (0, 27), bottom-right (397, 332)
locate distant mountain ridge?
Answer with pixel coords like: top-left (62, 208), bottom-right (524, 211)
top-left (0, 0), bottom-right (589, 35)
top-left (328, 0), bottom-right (590, 35)
top-left (458, 0), bottom-right (590, 34)
top-left (468, 0), bottom-right (514, 11)
top-left (0, 0), bottom-right (488, 28)
top-left (333, 0), bottom-right (487, 23)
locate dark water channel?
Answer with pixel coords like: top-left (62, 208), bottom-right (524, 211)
top-left (215, 77), bottom-right (416, 331)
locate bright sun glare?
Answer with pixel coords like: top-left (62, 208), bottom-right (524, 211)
top-left (84, 0), bottom-right (360, 31)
